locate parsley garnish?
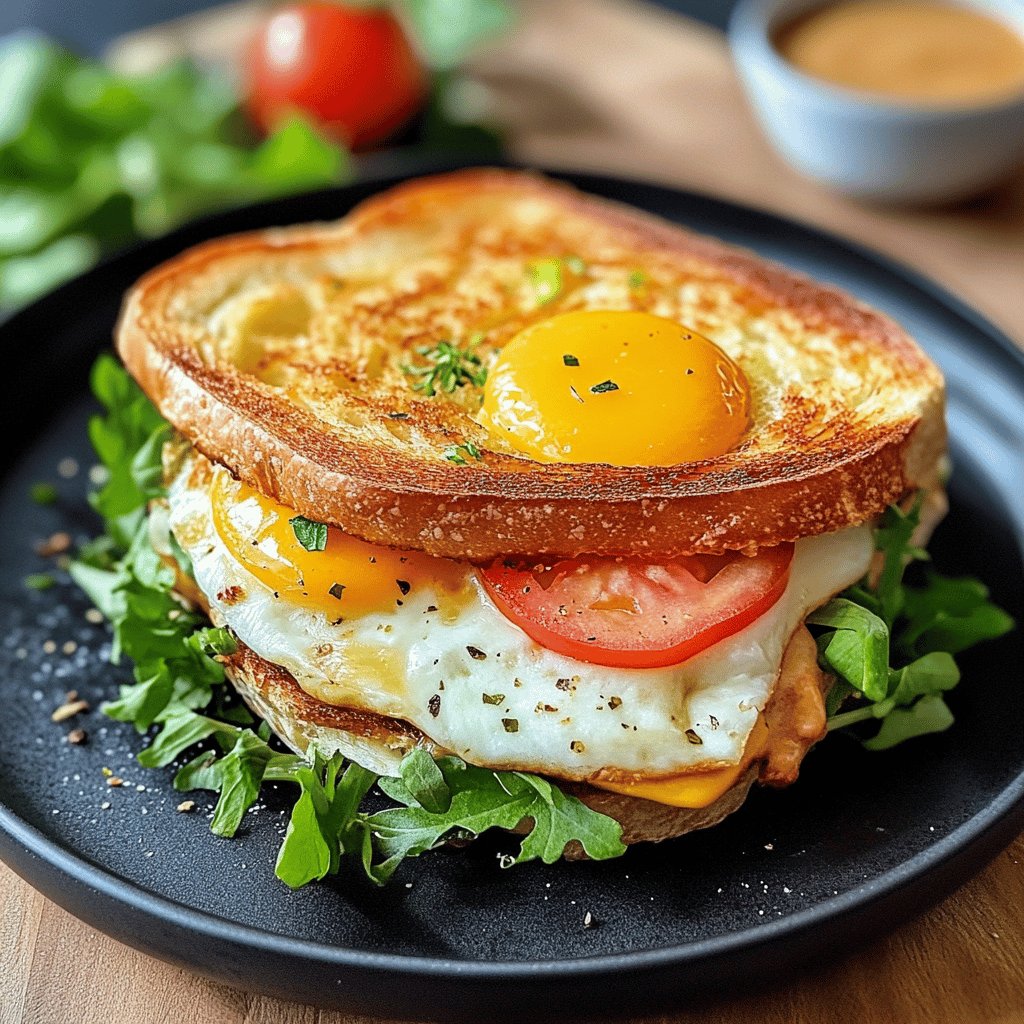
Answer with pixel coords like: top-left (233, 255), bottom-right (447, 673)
top-left (402, 338), bottom-right (487, 397)
top-left (590, 379), bottom-right (619, 394)
top-left (66, 354), bottom-right (625, 888)
top-left (289, 515), bottom-right (327, 552)
top-left (627, 269), bottom-right (647, 288)
top-left (562, 354), bottom-right (580, 366)
top-left (444, 441), bottom-right (483, 465)
top-left (808, 498), bottom-right (1013, 749)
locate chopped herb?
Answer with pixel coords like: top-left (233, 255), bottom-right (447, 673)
top-left (444, 441), bottom-right (483, 466)
top-left (402, 339), bottom-right (487, 396)
top-left (25, 573), bottom-right (55, 591)
top-left (466, 645), bottom-right (487, 660)
top-left (289, 515), bottom-right (328, 552)
top-left (482, 693), bottom-right (505, 705)
top-left (30, 482), bottom-right (58, 505)
top-left (328, 583), bottom-right (346, 600)
top-left (562, 354), bottom-right (580, 367)
top-left (387, 412), bottom-right (410, 420)
top-left (590, 380), bottom-right (619, 394)
top-left (528, 257), bottom-right (563, 305)
top-left (396, 579), bottom-right (411, 596)
top-left (502, 718), bottom-right (520, 733)
top-left (628, 269), bottom-right (647, 288)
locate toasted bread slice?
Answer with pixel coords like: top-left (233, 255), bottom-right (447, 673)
top-left (218, 624), bottom-right (826, 848)
top-left (119, 169), bottom-right (945, 560)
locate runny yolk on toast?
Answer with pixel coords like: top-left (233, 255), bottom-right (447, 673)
top-left (479, 310), bottom-right (751, 465)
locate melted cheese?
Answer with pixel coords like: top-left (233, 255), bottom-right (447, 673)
top-left (590, 717), bottom-right (769, 808)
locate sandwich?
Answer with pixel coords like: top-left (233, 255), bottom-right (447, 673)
top-left (75, 169), bottom-right (1010, 886)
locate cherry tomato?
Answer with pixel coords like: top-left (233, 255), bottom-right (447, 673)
top-left (479, 546), bottom-right (794, 669)
top-left (245, 2), bottom-right (426, 149)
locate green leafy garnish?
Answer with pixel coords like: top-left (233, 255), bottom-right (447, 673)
top-left (590, 379), bottom-right (619, 394)
top-left (396, 0), bottom-right (515, 70)
top-left (443, 440), bottom-right (483, 465)
top-left (24, 573), bottom-right (55, 590)
top-left (403, 339), bottom-right (487, 397)
top-left (812, 500), bottom-right (1013, 749)
top-left (627, 269), bottom-right (647, 288)
top-left (289, 515), bottom-right (328, 552)
top-left (0, 35), bottom-right (348, 312)
top-left (67, 355), bottom-right (624, 887)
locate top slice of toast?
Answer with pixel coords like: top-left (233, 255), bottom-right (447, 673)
top-left (117, 169), bottom-right (945, 560)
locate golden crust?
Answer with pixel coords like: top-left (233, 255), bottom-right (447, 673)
top-left (119, 169), bottom-right (945, 560)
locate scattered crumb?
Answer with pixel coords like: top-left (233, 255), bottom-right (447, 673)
top-left (36, 531), bottom-right (71, 557)
top-left (42, 640), bottom-right (56, 654)
top-left (101, 767), bottom-right (113, 777)
top-left (583, 911), bottom-right (595, 928)
top-left (61, 640), bottom-right (77, 656)
top-left (51, 699), bottom-right (89, 723)
top-left (66, 729), bottom-right (87, 745)
top-left (177, 800), bottom-right (196, 813)
top-left (100, 801), bottom-right (111, 810)
top-left (764, 843), bottom-right (774, 851)
top-left (85, 608), bottom-right (104, 624)
top-left (107, 776), bottom-right (124, 788)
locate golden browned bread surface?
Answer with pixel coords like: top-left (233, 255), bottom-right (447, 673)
top-left (119, 169), bottom-right (945, 560)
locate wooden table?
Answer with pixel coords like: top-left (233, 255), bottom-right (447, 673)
top-left (4, 1), bottom-right (1024, 1021)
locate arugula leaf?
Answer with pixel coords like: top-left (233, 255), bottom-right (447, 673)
top-left (371, 756), bottom-right (625, 882)
top-left (806, 599), bottom-right (889, 701)
top-left (862, 693), bottom-right (955, 752)
top-left (289, 515), bottom-right (328, 552)
top-left (814, 495), bottom-right (1013, 750)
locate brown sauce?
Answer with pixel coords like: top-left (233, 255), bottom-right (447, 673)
top-left (774, 1), bottom-right (1024, 106)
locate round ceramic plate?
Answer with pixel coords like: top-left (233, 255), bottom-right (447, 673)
top-left (0, 165), bottom-right (1021, 1022)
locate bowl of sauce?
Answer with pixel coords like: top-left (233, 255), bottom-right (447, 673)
top-left (730, 0), bottom-right (1024, 203)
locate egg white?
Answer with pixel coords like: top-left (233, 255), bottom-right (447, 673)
top-left (167, 452), bottom-right (872, 779)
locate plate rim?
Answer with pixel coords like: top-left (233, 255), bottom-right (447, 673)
top-left (1, 158), bottom-right (1022, 991)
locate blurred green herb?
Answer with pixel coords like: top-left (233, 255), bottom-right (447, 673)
top-left (0, 32), bottom-right (350, 312)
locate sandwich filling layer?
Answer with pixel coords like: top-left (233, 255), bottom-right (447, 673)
top-left (167, 446), bottom-right (874, 786)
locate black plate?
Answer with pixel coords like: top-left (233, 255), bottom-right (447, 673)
top-left (1, 164), bottom-right (1021, 1022)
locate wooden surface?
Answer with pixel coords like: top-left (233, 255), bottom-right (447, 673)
top-left (5, 1), bottom-right (1024, 1022)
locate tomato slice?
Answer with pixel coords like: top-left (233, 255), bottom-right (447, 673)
top-left (479, 546), bottom-right (794, 669)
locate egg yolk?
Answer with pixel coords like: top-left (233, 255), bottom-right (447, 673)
top-left (209, 470), bottom-right (461, 617)
top-left (479, 310), bottom-right (750, 465)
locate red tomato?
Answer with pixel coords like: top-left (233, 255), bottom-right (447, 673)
top-left (479, 546), bottom-right (794, 669)
top-left (245, 2), bottom-right (426, 149)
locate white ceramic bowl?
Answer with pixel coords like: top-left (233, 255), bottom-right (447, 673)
top-left (729, 0), bottom-right (1024, 204)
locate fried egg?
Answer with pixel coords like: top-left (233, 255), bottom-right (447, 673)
top-left (478, 311), bottom-right (751, 465)
top-left (167, 448), bottom-right (872, 794)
